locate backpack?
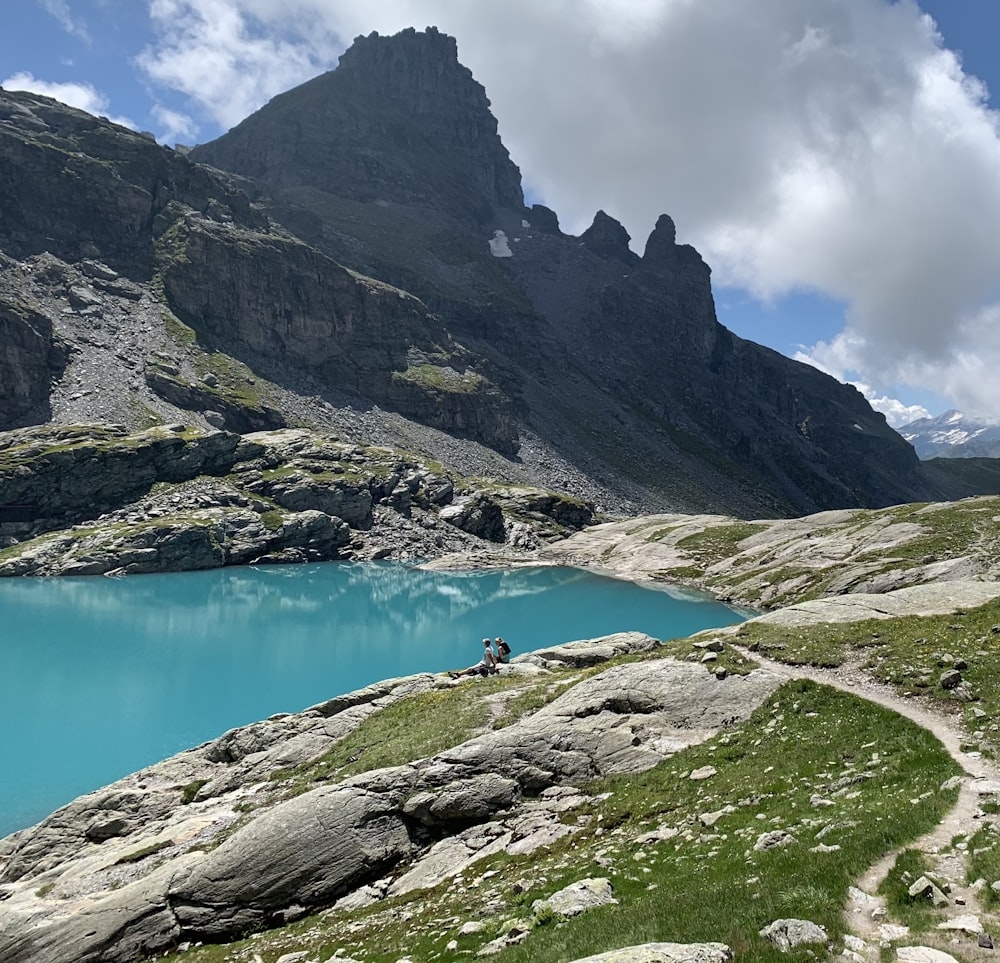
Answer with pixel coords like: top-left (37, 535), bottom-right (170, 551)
top-left (498, 640), bottom-right (511, 658)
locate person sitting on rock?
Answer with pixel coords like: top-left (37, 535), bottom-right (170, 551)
top-left (494, 636), bottom-right (511, 665)
top-left (449, 638), bottom-right (498, 678)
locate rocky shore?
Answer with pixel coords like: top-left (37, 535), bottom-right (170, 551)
top-left (0, 423), bottom-right (595, 576)
top-left (0, 632), bottom-right (780, 963)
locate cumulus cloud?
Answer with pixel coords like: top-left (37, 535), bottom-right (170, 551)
top-left (137, 0), bottom-right (345, 130)
top-left (2, 71), bottom-right (136, 128)
top-left (151, 104), bottom-right (198, 144)
top-left (864, 395), bottom-right (931, 429)
top-left (135, 0), bottom-right (1000, 420)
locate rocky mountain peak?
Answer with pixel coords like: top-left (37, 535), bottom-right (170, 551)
top-left (192, 26), bottom-right (524, 223)
top-left (645, 213), bottom-right (677, 250)
top-left (580, 210), bottom-right (639, 265)
top-left (637, 212), bottom-right (710, 282)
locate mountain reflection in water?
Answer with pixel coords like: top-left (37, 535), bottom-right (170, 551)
top-left (1, 562), bottom-right (743, 837)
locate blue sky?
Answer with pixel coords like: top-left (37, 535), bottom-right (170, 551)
top-left (3, 1), bottom-right (999, 426)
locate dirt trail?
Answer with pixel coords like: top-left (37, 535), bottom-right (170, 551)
top-left (734, 646), bottom-right (1000, 957)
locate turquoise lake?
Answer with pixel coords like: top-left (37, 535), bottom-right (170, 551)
top-left (1, 562), bottom-right (745, 838)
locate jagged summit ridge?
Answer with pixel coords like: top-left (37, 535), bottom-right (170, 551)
top-left (192, 26), bottom-right (524, 223)
top-left (0, 28), bottom-right (983, 517)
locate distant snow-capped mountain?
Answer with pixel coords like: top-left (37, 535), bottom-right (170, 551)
top-left (899, 409), bottom-right (1000, 459)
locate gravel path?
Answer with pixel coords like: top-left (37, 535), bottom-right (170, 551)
top-left (736, 645), bottom-right (1000, 957)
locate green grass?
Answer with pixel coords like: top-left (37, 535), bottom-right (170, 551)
top-left (736, 601), bottom-right (1000, 753)
top-left (153, 679), bottom-right (959, 963)
top-left (391, 364), bottom-right (485, 395)
top-left (258, 510), bottom-right (284, 532)
top-left (878, 849), bottom-right (939, 932)
top-left (270, 682), bottom-right (501, 790)
top-left (180, 779), bottom-right (210, 805)
top-left (115, 840), bottom-right (173, 865)
top-left (675, 522), bottom-right (767, 565)
top-left (162, 311), bottom-right (197, 347)
top-left (967, 824), bottom-right (1000, 909)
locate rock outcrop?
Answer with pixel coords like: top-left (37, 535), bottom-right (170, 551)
top-left (0, 424), bottom-right (594, 574)
top-left (580, 211), bottom-right (640, 265)
top-left (539, 498), bottom-right (1000, 610)
top-left (0, 291), bottom-right (66, 428)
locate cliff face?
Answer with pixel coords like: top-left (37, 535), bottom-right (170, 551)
top-left (0, 85), bottom-right (516, 453)
top-left (0, 28), bottom-right (981, 516)
top-left (0, 291), bottom-right (66, 427)
top-left (159, 215), bottom-right (518, 454)
top-left (188, 26), bottom-right (942, 516)
top-left (0, 90), bottom-right (263, 279)
top-left (192, 26), bottom-right (524, 225)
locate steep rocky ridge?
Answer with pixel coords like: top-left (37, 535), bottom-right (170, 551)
top-left (191, 27), bottom-right (523, 225)
top-left (4, 29), bottom-right (1000, 521)
top-left (191, 27), bottom-right (963, 517)
top-left (0, 87), bottom-right (517, 457)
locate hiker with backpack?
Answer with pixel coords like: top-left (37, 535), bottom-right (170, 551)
top-left (494, 637), bottom-right (511, 665)
top-left (449, 638), bottom-right (499, 679)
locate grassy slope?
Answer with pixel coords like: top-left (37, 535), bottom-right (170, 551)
top-left (153, 668), bottom-right (958, 963)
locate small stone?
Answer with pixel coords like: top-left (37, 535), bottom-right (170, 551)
top-left (940, 669), bottom-right (962, 690)
top-left (979, 933), bottom-right (994, 949)
top-left (754, 830), bottom-right (796, 852)
top-left (689, 766), bottom-right (717, 781)
top-left (908, 876), bottom-right (949, 907)
top-left (937, 914), bottom-right (983, 935)
top-left (759, 918), bottom-right (827, 951)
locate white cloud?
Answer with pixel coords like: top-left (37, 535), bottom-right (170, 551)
top-left (855, 387), bottom-right (930, 428)
top-left (39, 0), bottom-right (91, 43)
top-left (135, 0), bottom-right (1000, 419)
top-left (137, 0), bottom-right (345, 130)
top-left (151, 104), bottom-right (198, 144)
top-left (2, 71), bottom-right (136, 129)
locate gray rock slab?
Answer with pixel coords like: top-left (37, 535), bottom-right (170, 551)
top-left (564, 942), bottom-right (732, 963)
top-left (896, 948), bottom-right (962, 963)
top-left (756, 581), bottom-right (1000, 628)
top-left (759, 918), bottom-right (827, 951)
top-left (0, 860), bottom-right (181, 963)
top-left (169, 783), bottom-right (417, 937)
top-left (533, 877), bottom-right (617, 917)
